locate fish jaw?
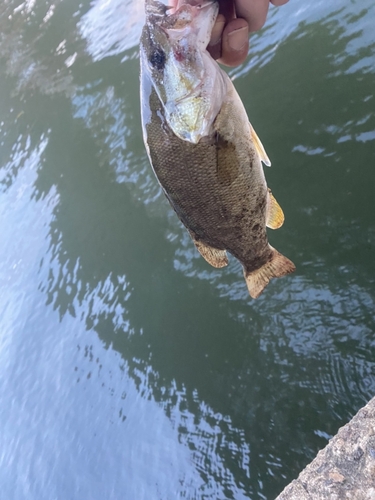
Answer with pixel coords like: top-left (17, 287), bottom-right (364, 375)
top-left (165, 0), bottom-right (218, 51)
top-left (140, 0), bottom-right (227, 144)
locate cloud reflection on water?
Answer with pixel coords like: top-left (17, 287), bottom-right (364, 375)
top-left (79, 0), bottom-right (144, 61)
top-left (232, 0), bottom-right (375, 79)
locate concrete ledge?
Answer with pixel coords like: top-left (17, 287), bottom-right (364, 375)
top-left (276, 396), bottom-right (375, 500)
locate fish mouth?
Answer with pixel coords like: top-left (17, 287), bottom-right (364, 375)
top-left (161, 0), bottom-right (219, 48)
top-left (171, 0), bottom-right (217, 21)
top-left (145, 0), bottom-right (216, 17)
top-left (145, 0), bottom-right (218, 41)
top-left (172, 0), bottom-right (216, 12)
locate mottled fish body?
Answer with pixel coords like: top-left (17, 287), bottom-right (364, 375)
top-left (140, 0), bottom-right (295, 298)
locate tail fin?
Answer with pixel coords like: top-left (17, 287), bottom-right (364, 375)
top-left (244, 247), bottom-right (295, 299)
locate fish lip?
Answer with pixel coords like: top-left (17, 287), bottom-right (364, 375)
top-left (161, 0), bottom-right (218, 46)
top-left (169, 0), bottom-right (216, 16)
top-left (145, 0), bottom-right (216, 20)
top-left (145, 0), bottom-right (169, 16)
top-left (184, 0), bottom-right (216, 9)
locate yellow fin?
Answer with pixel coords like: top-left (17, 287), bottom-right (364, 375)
top-left (266, 190), bottom-right (285, 229)
top-left (190, 233), bottom-right (228, 268)
top-left (250, 124), bottom-right (271, 166)
top-left (244, 247), bottom-right (295, 299)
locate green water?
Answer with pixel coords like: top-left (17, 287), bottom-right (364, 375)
top-left (0, 1), bottom-right (374, 499)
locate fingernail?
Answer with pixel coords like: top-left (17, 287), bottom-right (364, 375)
top-left (228, 26), bottom-right (248, 51)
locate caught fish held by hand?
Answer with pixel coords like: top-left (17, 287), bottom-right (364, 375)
top-left (140, 0), bottom-right (295, 298)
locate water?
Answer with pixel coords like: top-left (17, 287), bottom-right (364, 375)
top-left (0, 1), bottom-right (374, 499)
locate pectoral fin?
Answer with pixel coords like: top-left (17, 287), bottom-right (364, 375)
top-left (266, 190), bottom-right (284, 229)
top-left (249, 125), bottom-right (271, 166)
top-left (189, 232), bottom-right (228, 268)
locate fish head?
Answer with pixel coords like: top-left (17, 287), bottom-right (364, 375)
top-left (141, 0), bottom-right (222, 143)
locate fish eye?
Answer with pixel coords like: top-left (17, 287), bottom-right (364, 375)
top-left (149, 48), bottom-right (166, 70)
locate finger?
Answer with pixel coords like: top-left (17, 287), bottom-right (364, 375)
top-left (270, 0), bottom-right (289, 5)
top-left (207, 14), bottom-right (226, 61)
top-left (234, 0), bottom-right (269, 32)
top-left (218, 18), bottom-right (249, 67)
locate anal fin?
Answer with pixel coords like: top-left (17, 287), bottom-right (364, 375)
top-left (249, 124), bottom-right (271, 166)
top-left (244, 246), bottom-right (295, 298)
top-left (266, 189), bottom-right (285, 229)
top-left (190, 232), bottom-right (228, 268)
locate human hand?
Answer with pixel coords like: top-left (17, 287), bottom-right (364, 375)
top-left (209, 0), bottom-right (289, 66)
top-left (169, 0), bottom-right (289, 67)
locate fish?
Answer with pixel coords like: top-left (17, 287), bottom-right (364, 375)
top-left (139, 0), bottom-right (295, 298)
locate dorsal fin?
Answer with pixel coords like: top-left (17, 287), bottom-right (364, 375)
top-left (249, 124), bottom-right (271, 166)
top-left (266, 190), bottom-right (284, 229)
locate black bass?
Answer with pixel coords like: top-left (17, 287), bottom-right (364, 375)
top-left (140, 0), bottom-right (295, 298)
